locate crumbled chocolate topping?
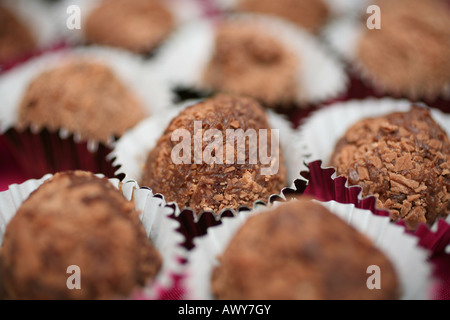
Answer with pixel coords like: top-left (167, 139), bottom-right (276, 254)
top-left (141, 94), bottom-right (287, 214)
top-left (330, 106), bottom-right (450, 231)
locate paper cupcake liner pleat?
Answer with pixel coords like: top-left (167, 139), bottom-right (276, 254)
top-left (2, 127), bottom-right (116, 179)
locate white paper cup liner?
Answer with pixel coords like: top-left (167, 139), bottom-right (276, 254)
top-left (0, 45), bottom-right (174, 138)
top-left (183, 200), bottom-right (434, 300)
top-left (148, 13), bottom-right (349, 107)
top-left (0, 173), bottom-right (187, 300)
top-left (294, 97), bottom-right (450, 226)
top-left (322, 17), bottom-right (363, 64)
top-left (53, 0), bottom-right (206, 46)
top-left (108, 98), bottom-right (304, 215)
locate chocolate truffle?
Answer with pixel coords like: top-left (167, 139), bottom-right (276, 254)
top-left (329, 106), bottom-right (450, 231)
top-left (141, 94), bottom-right (287, 214)
top-left (203, 21), bottom-right (299, 108)
top-left (17, 60), bottom-right (147, 144)
top-left (0, 4), bottom-right (36, 65)
top-left (211, 199), bottom-right (400, 300)
top-left (0, 171), bottom-right (162, 300)
top-left (84, 0), bottom-right (175, 54)
top-left (236, 0), bottom-right (330, 34)
top-left (356, 0), bottom-right (450, 100)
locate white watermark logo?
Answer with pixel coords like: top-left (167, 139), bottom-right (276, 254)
top-left (66, 5), bottom-right (81, 30)
top-left (366, 5), bottom-right (381, 29)
top-left (171, 121), bottom-right (280, 176)
top-left (366, 265), bottom-right (381, 289)
top-left (66, 265), bottom-right (81, 290)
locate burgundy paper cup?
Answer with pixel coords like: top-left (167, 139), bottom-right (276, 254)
top-left (413, 219), bottom-right (450, 300)
top-left (0, 173), bottom-right (187, 300)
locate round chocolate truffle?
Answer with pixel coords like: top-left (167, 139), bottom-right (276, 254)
top-left (141, 94), bottom-right (287, 214)
top-left (329, 106), bottom-right (450, 231)
top-left (236, 0), bottom-right (331, 34)
top-left (84, 0), bottom-right (175, 54)
top-left (17, 60), bottom-right (147, 144)
top-left (211, 198), bottom-right (400, 300)
top-left (356, 0), bottom-right (450, 100)
top-left (203, 21), bottom-right (299, 108)
top-left (0, 171), bottom-right (162, 300)
top-left (0, 4), bottom-right (36, 65)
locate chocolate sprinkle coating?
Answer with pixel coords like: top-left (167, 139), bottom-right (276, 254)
top-left (330, 106), bottom-right (450, 231)
top-left (0, 171), bottom-right (162, 300)
top-left (141, 94), bottom-right (287, 214)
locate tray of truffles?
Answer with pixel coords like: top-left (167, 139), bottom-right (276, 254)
top-left (0, 0), bottom-right (449, 301)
